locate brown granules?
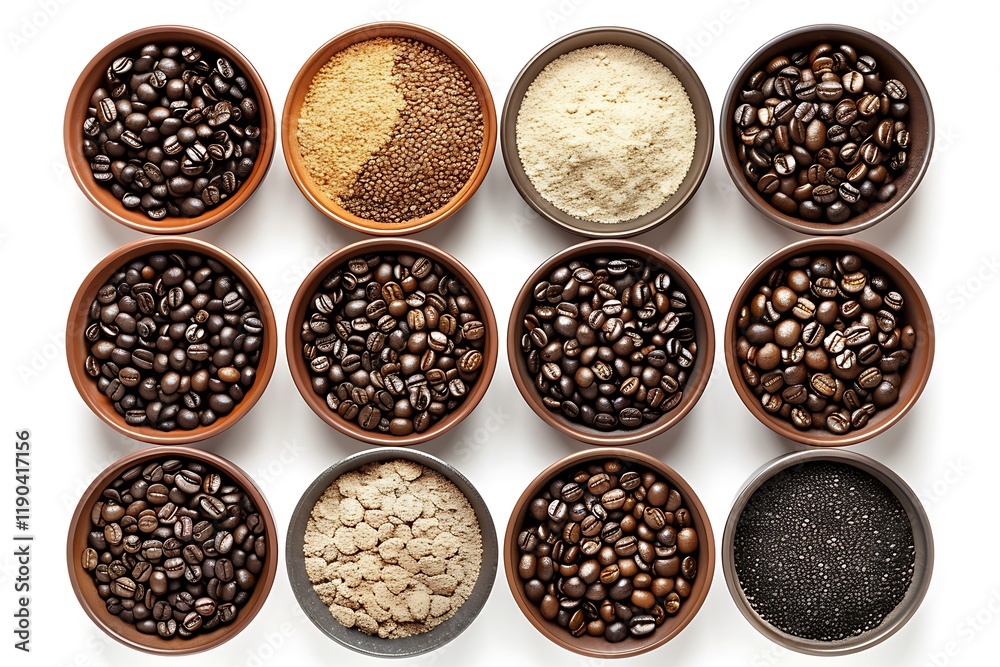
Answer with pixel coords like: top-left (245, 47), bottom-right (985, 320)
top-left (297, 38), bottom-right (484, 224)
top-left (303, 459), bottom-right (482, 639)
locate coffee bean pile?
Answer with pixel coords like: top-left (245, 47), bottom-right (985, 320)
top-left (81, 457), bottom-right (268, 638)
top-left (734, 461), bottom-right (915, 641)
top-left (300, 252), bottom-right (488, 437)
top-left (83, 42), bottom-right (262, 220)
top-left (733, 42), bottom-right (911, 224)
top-left (517, 459), bottom-right (700, 643)
top-left (520, 256), bottom-right (697, 432)
top-left (83, 252), bottom-right (264, 431)
top-left (735, 252), bottom-right (915, 434)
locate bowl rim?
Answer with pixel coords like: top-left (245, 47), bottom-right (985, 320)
top-left (284, 237), bottom-right (498, 446)
top-left (721, 448), bottom-right (934, 655)
top-left (719, 23), bottom-right (935, 235)
top-left (64, 24), bottom-right (276, 235)
top-left (503, 447), bottom-right (715, 658)
top-left (723, 236), bottom-right (935, 446)
top-left (66, 445), bottom-right (279, 655)
top-left (500, 25), bottom-right (714, 239)
top-left (280, 20), bottom-right (497, 236)
top-left (506, 239), bottom-right (715, 445)
top-left (66, 236), bottom-right (278, 445)
top-left (284, 446), bottom-right (498, 657)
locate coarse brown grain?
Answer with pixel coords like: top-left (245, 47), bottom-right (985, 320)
top-left (340, 39), bottom-right (484, 223)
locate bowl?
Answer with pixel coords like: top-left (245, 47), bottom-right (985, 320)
top-left (285, 447), bottom-right (498, 657)
top-left (504, 448), bottom-right (714, 658)
top-left (508, 239), bottom-right (714, 446)
top-left (286, 238), bottom-right (498, 446)
top-left (65, 25), bottom-right (275, 234)
top-left (722, 449), bottom-right (933, 655)
top-left (720, 24), bottom-right (934, 235)
top-left (282, 22), bottom-right (496, 235)
top-left (67, 236), bottom-right (277, 445)
top-left (67, 446), bottom-right (278, 655)
top-left (501, 26), bottom-right (713, 238)
top-left (724, 237), bottom-right (933, 446)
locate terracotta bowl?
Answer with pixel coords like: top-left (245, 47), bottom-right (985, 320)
top-left (508, 240), bottom-right (714, 446)
top-left (722, 449), bottom-right (933, 655)
top-left (285, 238), bottom-right (498, 446)
top-left (65, 25), bottom-right (275, 234)
top-left (67, 237), bottom-right (277, 445)
top-left (504, 448), bottom-right (714, 658)
top-left (501, 26), bottom-right (714, 238)
top-left (67, 446), bottom-right (278, 655)
top-left (720, 24), bottom-right (934, 235)
top-left (282, 22), bottom-right (496, 235)
top-left (285, 447), bottom-right (498, 657)
top-left (725, 237), bottom-right (934, 446)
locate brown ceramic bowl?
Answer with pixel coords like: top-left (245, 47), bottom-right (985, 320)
top-left (508, 240), bottom-right (714, 446)
top-left (722, 449), bottom-right (933, 655)
top-left (501, 26), bottom-right (713, 238)
top-left (720, 24), bottom-right (933, 235)
top-left (282, 22), bottom-right (496, 235)
top-left (67, 237), bottom-right (277, 445)
top-left (285, 238), bottom-right (498, 446)
top-left (67, 446), bottom-right (278, 655)
top-left (65, 25), bottom-right (275, 234)
top-left (725, 238), bottom-right (934, 446)
top-left (504, 448), bottom-right (715, 658)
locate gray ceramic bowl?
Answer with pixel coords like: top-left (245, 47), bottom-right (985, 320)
top-left (286, 448), bottom-right (498, 657)
top-left (722, 449), bottom-right (933, 655)
top-left (502, 27), bottom-right (713, 238)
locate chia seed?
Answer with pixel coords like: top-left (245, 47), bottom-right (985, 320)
top-left (734, 460), bottom-right (915, 642)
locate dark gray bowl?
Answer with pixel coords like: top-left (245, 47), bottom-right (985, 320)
top-left (286, 448), bottom-right (498, 657)
top-left (501, 26), bottom-right (714, 238)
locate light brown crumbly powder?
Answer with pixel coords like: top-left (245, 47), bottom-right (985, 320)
top-left (515, 44), bottom-right (697, 224)
top-left (303, 460), bottom-right (482, 639)
top-left (297, 39), bottom-right (405, 203)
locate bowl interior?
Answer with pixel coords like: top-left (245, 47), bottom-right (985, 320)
top-left (67, 446), bottom-right (278, 655)
top-left (507, 240), bottom-right (714, 446)
top-left (504, 449), bottom-right (715, 658)
top-left (501, 27), bottom-right (714, 238)
top-left (64, 25), bottom-right (275, 234)
top-left (285, 448), bottom-right (498, 657)
top-left (725, 238), bottom-right (934, 447)
top-left (285, 238), bottom-right (498, 446)
top-left (67, 237), bottom-right (278, 445)
top-left (721, 25), bottom-right (933, 235)
top-left (281, 22), bottom-right (497, 235)
top-left (722, 449), bottom-right (933, 655)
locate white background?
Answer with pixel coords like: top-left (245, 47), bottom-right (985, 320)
top-left (1, 1), bottom-right (997, 666)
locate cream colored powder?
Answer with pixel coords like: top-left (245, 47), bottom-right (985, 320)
top-left (303, 459), bottom-right (482, 639)
top-left (297, 39), bottom-right (405, 202)
top-left (516, 44), bottom-right (697, 224)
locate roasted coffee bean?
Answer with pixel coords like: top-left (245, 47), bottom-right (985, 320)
top-left (82, 456), bottom-right (267, 640)
top-left (82, 252), bottom-right (262, 431)
top-left (81, 41), bottom-right (261, 219)
top-left (736, 252), bottom-right (914, 434)
top-left (732, 41), bottom-right (912, 224)
top-left (518, 458), bottom-right (700, 644)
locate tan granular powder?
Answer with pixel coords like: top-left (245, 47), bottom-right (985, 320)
top-left (303, 460), bottom-right (482, 639)
top-left (297, 39), bottom-right (405, 202)
top-left (516, 44), bottom-right (697, 224)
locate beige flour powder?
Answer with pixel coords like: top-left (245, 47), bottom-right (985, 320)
top-left (516, 44), bottom-right (697, 224)
top-left (304, 460), bottom-right (482, 639)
